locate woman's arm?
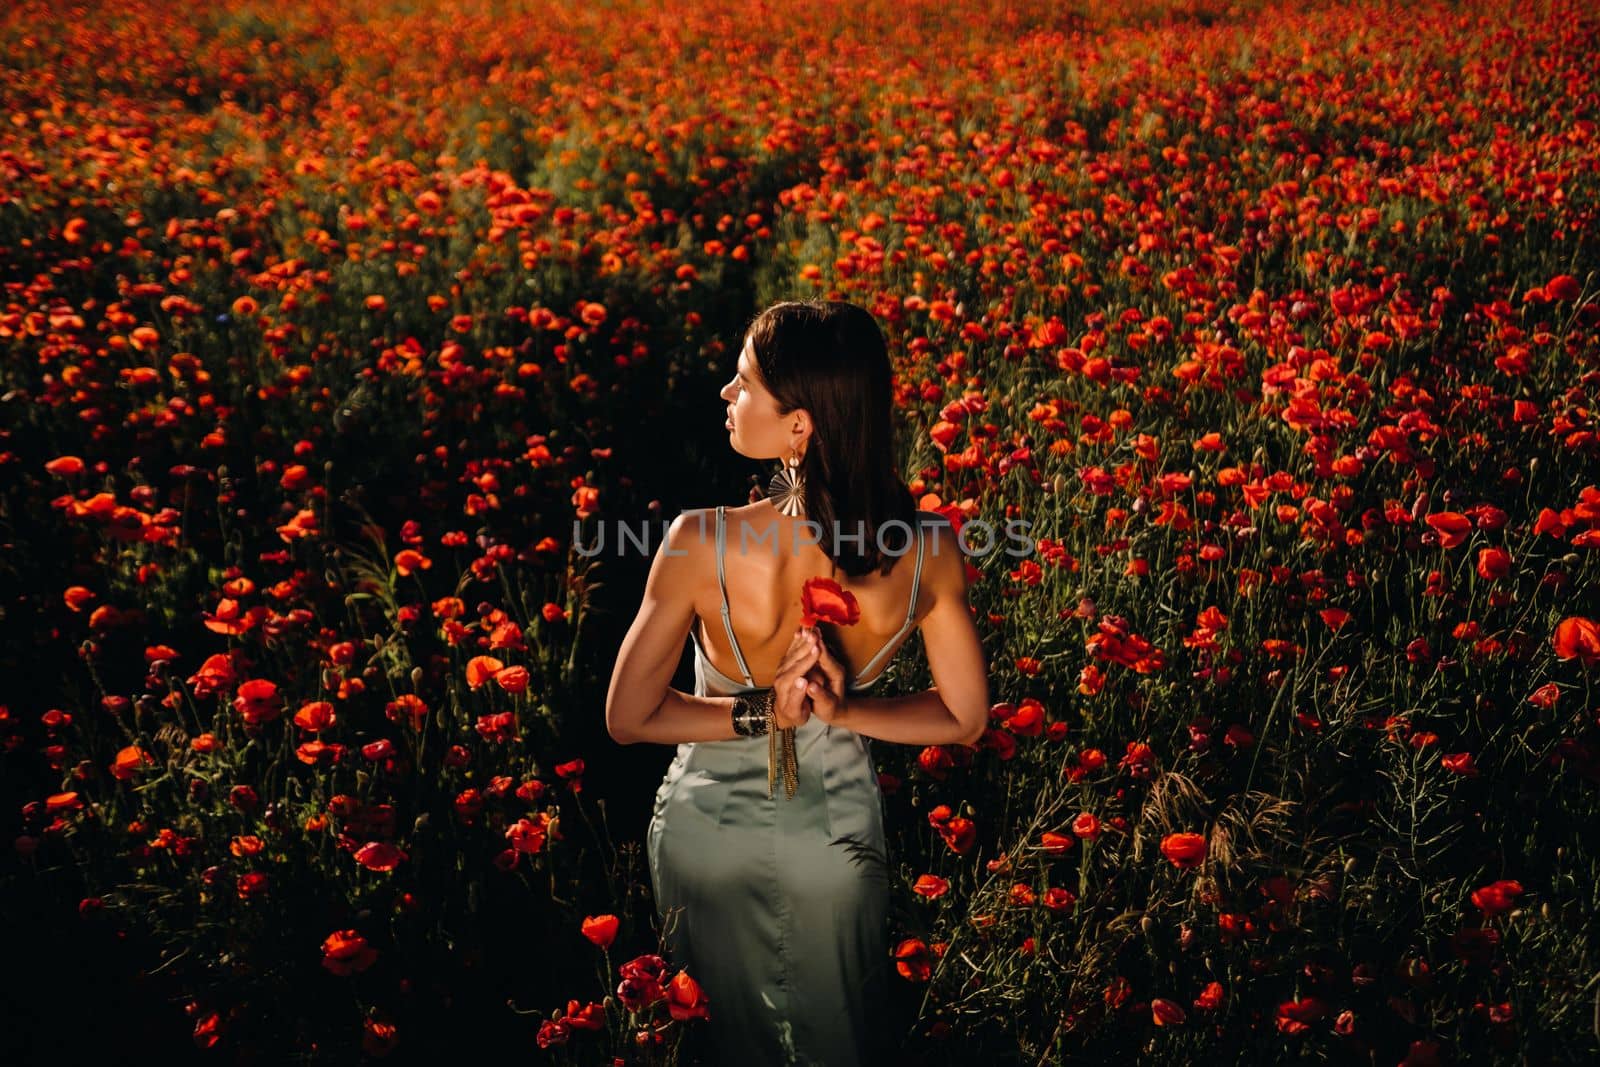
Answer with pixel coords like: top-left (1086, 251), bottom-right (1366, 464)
top-left (830, 518), bottom-right (991, 747)
top-left (606, 510), bottom-right (741, 745)
top-left (605, 510), bottom-right (817, 745)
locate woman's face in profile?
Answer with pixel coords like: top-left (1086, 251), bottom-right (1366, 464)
top-left (719, 335), bottom-right (789, 459)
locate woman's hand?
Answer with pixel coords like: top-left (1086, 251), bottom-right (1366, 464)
top-left (799, 625), bottom-right (849, 726)
top-left (770, 627), bottom-right (819, 730)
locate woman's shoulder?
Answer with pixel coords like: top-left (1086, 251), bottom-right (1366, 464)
top-left (912, 508), bottom-right (956, 542)
top-left (662, 502), bottom-right (765, 554)
top-left (911, 510), bottom-right (966, 589)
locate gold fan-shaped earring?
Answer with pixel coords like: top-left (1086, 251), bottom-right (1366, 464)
top-left (767, 448), bottom-right (806, 518)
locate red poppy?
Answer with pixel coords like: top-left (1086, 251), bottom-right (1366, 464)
top-left (45, 455), bottom-right (85, 477)
top-left (800, 576), bottom-right (861, 628)
top-left (110, 745), bottom-right (155, 781)
top-left (1042, 887), bottom-right (1077, 912)
top-left (561, 1000), bottom-right (605, 1031)
top-left (893, 938), bottom-right (932, 981)
top-left (43, 793), bottom-right (81, 819)
top-left (1039, 831), bottom-right (1075, 855)
top-left (535, 1019), bottom-right (568, 1049)
top-left (1545, 274), bottom-right (1581, 301)
top-left (1160, 832), bottom-right (1207, 869)
top-left (232, 679), bottom-right (283, 726)
top-left (1475, 547), bottom-right (1511, 581)
top-left (353, 841), bottom-right (407, 872)
top-left (62, 585), bottom-right (96, 612)
top-left (938, 817), bottom-right (977, 854)
top-left (394, 549), bottom-right (432, 576)
top-left (187, 653), bottom-right (236, 698)
top-left (1276, 996), bottom-right (1328, 1035)
top-left (1552, 617), bottom-right (1600, 666)
top-left (361, 1017), bottom-right (398, 1057)
top-left (1424, 512), bottom-right (1471, 548)
top-left (581, 914), bottom-right (619, 948)
top-left (294, 701), bottom-right (336, 733)
top-left (1005, 698), bottom-right (1045, 737)
top-left (506, 814), bottom-right (549, 854)
top-left (192, 1011), bottom-right (223, 1050)
top-left (386, 694), bottom-right (430, 730)
top-left (465, 655), bottom-right (505, 689)
top-left (665, 970), bottom-right (710, 1021)
top-left (1526, 682), bottom-right (1561, 710)
top-left (322, 929), bottom-right (378, 975)
top-left (494, 665), bottom-right (529, 695)
top-left (917, 746), bottom-right (954, 780)
top-left (1471, 879), bottom-right (1523, 917)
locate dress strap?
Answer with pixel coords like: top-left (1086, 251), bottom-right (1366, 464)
top-left (715, 505), bottom-right (757, 686)
top-left (905, 513), bottom-right (929, 623)
top-left (852, 513), bottom-right (929, 683)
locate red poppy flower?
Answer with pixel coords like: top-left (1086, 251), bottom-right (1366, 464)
top-left (581, 914), bottom-right (619, 948)
top-left (294, 701), bottom-right (336, 733)
top-left (1042, 887), bottom-right (1077, 912)
top-left (1039, 832), bottom-right (1075, 855)
top-left (386, 694), bottom-right (430, 730)
top-left (1552, 616), bottom-right (1600, 666)
top-left (1276, 996), bottom-right (1327, 1034)
top-left (1545, 274), bottom-right (1581, 301)
top-left (1476, 547), bottom-right (1511, 581)
top-left (506, 814), bottom-right (549, 854)
top-left (1160, 831), bottom-right (1207, 869)
top-left (394, 549), bottom-right (432, 576)
top-left (45, 455), bottom-right (85, 477)
top-left (110, 745), bottom-right (155, 781)
top-left (353, 841), bottom-right (407, 872)
top-left (1471, 879), bottom-right (1523, 917)
top-left (800, 576), bottom-right (861, 628)
top-left (465, 655), bottom-right (505, 689)
top-left (665, 970), bottom-right (710, 1021)
top-left (494, 665), bottom-right (530, 695)
top-left (321, 929), bottom-right (378, 975)
top-left (561, 1000), bottom-right (605, 1031)
top-left (1424, 512), bottom-right (1471, 548)
top-left (893, 938), bottom-right (932, 981)
top-left (232, 679), bottom-right (282, 726)
top-left (938, 817), bottom-right (977, 854)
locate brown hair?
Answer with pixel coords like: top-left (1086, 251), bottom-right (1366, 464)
top-left (743, 299), bottom-right (919, 577)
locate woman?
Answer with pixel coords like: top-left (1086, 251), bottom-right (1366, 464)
top-left (605, 299), bottom-right (990, 1065)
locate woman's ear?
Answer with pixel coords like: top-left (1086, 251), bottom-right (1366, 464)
top-left (788, 407), bottom-right (814, 444)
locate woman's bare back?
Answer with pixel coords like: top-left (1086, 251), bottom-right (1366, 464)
top-left (688, 501), bottom-right (933, 688)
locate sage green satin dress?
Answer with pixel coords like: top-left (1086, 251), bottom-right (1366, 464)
top-left (646, 506), bottom-right (932, 1066)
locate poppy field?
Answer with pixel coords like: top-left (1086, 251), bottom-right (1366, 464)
top-left (3, 0), bottom-right (1599, 1062)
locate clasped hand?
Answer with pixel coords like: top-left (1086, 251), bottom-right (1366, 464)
top-left (770, 625), bottom-right (849, 730)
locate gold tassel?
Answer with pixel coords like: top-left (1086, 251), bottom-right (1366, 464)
top-left (767, 702), bottom-right (778, 799)
top-left (782, 725), bottom-right (798, 799)
top-left (766, 698), bottom-right (799, 800)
